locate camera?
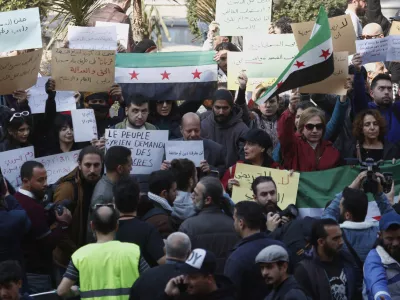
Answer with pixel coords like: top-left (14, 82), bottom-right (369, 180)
top-left (279, 204), bottom-right (299, 220)
top-left (358, 158), bottom-right (391, 194)
top-left (43, 199), bottom-right (71, 220)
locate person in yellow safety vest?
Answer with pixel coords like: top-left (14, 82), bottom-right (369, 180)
top-left (57, 204), bottom-right (149, 299)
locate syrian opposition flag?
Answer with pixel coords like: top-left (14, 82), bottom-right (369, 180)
top-left (256, 6), bottom-right (334, 104)
top-left (115, 51), bottom-right (218, 101)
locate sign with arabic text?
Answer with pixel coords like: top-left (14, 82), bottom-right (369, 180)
top-left (68, 26), bottom-right (118, 50)
top-left (0, 147), bottom-right (35, 188)
top-left (165, 141), bottom-right (204, 167)
top-left (356, 35), bottom-right (400, 64)
top-left (389, 21), bottom-right (400, 36)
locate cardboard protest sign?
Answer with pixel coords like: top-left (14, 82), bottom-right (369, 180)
top-left (0, 147), bottom-right (35, 188)
top-left (291, 15), bottom-right (356, 54)
top-left (356, 35), bottom-right (400, 64)
top-left (34, 150), bottom-right (80, 184)
top-left (96, 22), bottom-right (129, 49)
top-left (27, 77), bottom-right (76, 114)
top-left (300, 52), bottom-right (348, 95)
top-left (105, 129), bottom-right (169, 174)
top-left (68, 26), bottom-right (118, 50)
top-left (165, 141), bottom-right (204, 167)
top-left (0, 49), bottom-right (43, 95)
top-left (232, 164), bottom-right (300, 208)
top-left (0, 8), bottom-right (42, 53)
top-left (71, 109), bottom-right (98, 142)
top-left (51, 48), bottom-right (115, 92)
top-left (216, 0), bottom-right (272, 36)
top-left (389, 21), bottom-right (400, 36)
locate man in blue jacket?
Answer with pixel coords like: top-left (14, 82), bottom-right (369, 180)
top-left (364, 212), bottom-right (400, 300)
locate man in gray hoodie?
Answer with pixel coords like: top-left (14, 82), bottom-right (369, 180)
top-left (201, 90), bottom-right (249, 168)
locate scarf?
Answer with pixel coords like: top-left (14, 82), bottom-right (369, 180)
top-left (147, 192), bottom-right (173, 212)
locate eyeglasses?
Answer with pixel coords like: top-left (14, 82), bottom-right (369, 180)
top-left (94, 203), bottom-right (115, 210)
top-left (9, 111), bottom-right (29, 122)
top-left (156, 100), bottom-right (172, 105)
top-left (304, 123), bottom-right (324, 131)
top-left (359, 34), bottom-right (381, 40)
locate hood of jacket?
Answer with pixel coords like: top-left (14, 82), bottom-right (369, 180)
top-left (204, 105), bottom-right (244, 130)
top-left (340, 220), bottom-right (377, 230)
top-left (376, 245), bottom-right (400, 266)
top-left (171, 191), bottom-right (196, 220)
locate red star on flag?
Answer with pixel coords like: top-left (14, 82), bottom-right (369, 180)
top-left (129, 71), bottom-right (139, 80)
top-left (319, 49), bottom-right (331, 60)
top-left (192, 69), bottom-right (202, 79)
top-left (277, 82), bottom-right (284, 89)
top-left (294, 61), bottom-right (305, 69)
top-left (161, 71), bottom-right (171, 80)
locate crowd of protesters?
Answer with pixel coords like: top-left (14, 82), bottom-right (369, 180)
top-left (1, 0), bottom-right (400, 299)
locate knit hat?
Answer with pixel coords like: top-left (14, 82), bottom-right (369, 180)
top-left (212, 89), bottom-right (234, 107)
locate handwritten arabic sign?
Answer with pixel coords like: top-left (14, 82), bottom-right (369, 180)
top-left (389, 21), bottom-right (400, 36)
top-left (71, 109), bottom-right (98, 142)
top-left (106, 129), bottom-right (169, 175)
top-left (34, 150), bottom-right (80, 184)
top-left (0, 147), bottom-right (35, 188)
top-left (291, 15), bottom-right (356, 54)
top-left (216, 0), bottom-right (272, 36)
top-left (51, 48), bottom-right (115, 92)
top-left (0, 8), bottom-right (42, 53)
top-left (96, 22), bottom-right (129, 49)
top-left (232, 164), bottom-right (300, 208)
top-left (356, 35), bottom-right (400, 64)
top-left (0, 49), bottom-right (43, 95)
top-left (300, 52), bottom-right (348, 95)
top-left (27, 77), bottom-right (76, 114)
top-left (68, 26), bottom-right (118, 51)
top-left (165, 141), bottom-right (204, 167)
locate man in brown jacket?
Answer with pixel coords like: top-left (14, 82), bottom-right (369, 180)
top-left (88, 0), bottom-right (135, 52)
top-left (52, 146), bottom-right (103, 269)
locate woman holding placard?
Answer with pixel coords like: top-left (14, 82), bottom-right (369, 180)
top-left (0, 111), bottom-right (31, 152)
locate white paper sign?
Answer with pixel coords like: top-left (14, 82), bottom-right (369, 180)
top-left (105, 129), bottom-right (169, 175)
top-left (27, 77), bottom-right (76, 114)
top-left (68, 26), bottom-right (118, 50)
top-left (0, 147), bottom-right (35, 188)
top-left (356, 35), bottom-right (400, 64)
top-left (95, 21), bottom-right (129, 49)
top-left (34, 150), bottom-right (80, 184)
top-left (71, 109), bottom-right (98, 142)
top-left (387, 35), bottom-right (400, 61)
top-left (0, 8), bottom-right (42, 53)
top-left (165, 141), bottom-right (205, 167)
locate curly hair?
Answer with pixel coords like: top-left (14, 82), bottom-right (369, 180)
top-left (352, 109), bottom-right (386, 143)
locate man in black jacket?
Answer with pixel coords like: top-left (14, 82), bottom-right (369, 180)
top-left (130, 232), bottom-right (191, 300)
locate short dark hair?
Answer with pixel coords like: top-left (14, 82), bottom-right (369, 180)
top-left (170, 159), bottom-right (196, 191)
top-left (275, 17), bottom-right (293, 33)
top-left (341, 187), bottom-right (368, 222)
top-left (114, 176), bottom-right (140, 213)
top-left (126, 95), bottom-right (149, 108)
top-left (199, 176), bottom-right (223, 205)
top-left (371, 73), bottom-right (392, 90)
top-left (20, 161), bottom-right (44, 181)
top-left (78, 146), bottom-right (103, 163)
top-left (0, 261), bottom-right (22, 284)
top-left (296, 101), bottom-right (315, 114)
top-left (215, 42), bottom-right (240, 52)
top-left (92, 206), bottom-right (119, 234)
top-left (328, 7), bottom-right (345, 17)
top-left (148, 170), bottom-right (176, 195)
top-left (105, 146), bottom-right (131, 171)
top-left (311, 218), bottom-right (339, 248)
top-left (251, 176), bottom-right (277, 195)
top-left (5, 112), bottom-right (31, 142)
top-left (235, 201), bottom-right (264, 230)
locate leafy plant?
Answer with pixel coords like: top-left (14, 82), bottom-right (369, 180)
top-left (0, 0), bottom-right (51, 20)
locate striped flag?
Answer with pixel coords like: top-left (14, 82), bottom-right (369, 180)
top-left (256, 6), bottom-right (334, 104)
top-left (115, 51), bottom-right (218, 101)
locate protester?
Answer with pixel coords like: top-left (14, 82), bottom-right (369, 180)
top-left (294, 218), bottom-right (362, 300)
top-left (132, 39), bottom-right (158, 53)
top-left (256, 245), bottom-right (310, 300)
top-left (364, 212), bottom-right (400, 300)
top-left (0, 111), bottom-right (31, 152)
top-left (163, 249), bottom-right (236, 300)
top-left (213, 42), bottom-right (241, 83)
top-left (179, 176), bottom-right (238, 273)
top-left (224, 201), bottom-right (286, 300)
top-left (15, 161), bottom-right (72, 293)
top-left (269, 17), bottom-right (293, 34)
top-left (57, 205), bottom-right (149, 298)
top-left (114, 176), bottom-right (165, 267)
top-left (346, 0), bottom-right (366, 37)
top-left (251, 176), bottom-right (281, 216)
top-left (52, 146), bottom-right (103, 269)
top-left (0, 261), bottom-right (32, 300)
top-left (222, 128), bottom-right (279, 192)
top-left (87, 146), bottom-right (132, 242)
top-left (114, 96), bottom-right (157, 130)
top-left (130, 232), bottom-right (191, 300)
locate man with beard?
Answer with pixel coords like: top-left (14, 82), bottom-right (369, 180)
top-left (364, 212), bottom-right (400, 300)
top-left (345, 0), bottom-right (366, 37)
top-left (52, 146), bottom-right (103, 271)
top-left (15, 161), bottom-right (72, 293)
top-left (294, 219), bottom-right (362, 300)
top-left (322, 171), bottom-right (394, 263)
top-left (114, 96), bottom-right (157, 130)
top-left (224, 201), bottom-right (286, 300)
top-left (201, 89), bottom-right (249, 167)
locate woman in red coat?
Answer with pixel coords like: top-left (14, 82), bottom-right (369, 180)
top-left (278, 105), bottom-right (341, 172)
top-left (222, 128), bottom-right (280, 192)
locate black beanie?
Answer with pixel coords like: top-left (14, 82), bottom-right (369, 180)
top-left (212, 89), bottom-right (234, 107)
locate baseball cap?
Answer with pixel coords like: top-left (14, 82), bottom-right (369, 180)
top-left (241, 128), bottom-right (273, 151)
top-left (255, 245), bottom-right (289, 264)
top-left (179, 249), bottom-right (217, 275)
top-left (379, 212), bottom-right (400, 231)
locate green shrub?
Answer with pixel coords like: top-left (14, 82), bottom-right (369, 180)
top-left (0, 0), bottom-right (51, 19)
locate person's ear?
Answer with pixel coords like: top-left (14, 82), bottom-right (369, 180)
top-left (116, 165), bottom-right (123, 175)
top-left (370, 89), bottom-right (374, 98)
top-left (125, 106), bottom-right (128, 116)
top-left (378, 231), bottom-right (382, 239)
top-left (204, 196), bottom-right (212, 206)
top-left (189, 177), bottom-right (194, 188)
top-left (345, 211), bottom-right (352, 221)
top-left (317, 238), bottom-right (325, 247)
top-left (160, 189), bottom-right (168, 199)
top-left (90, 221), bottom-right (95, 231)
top-left (261, 148), bottom-right (265, 153)
top-left (17, 279), bottom-right (22, 289)
top-left (239, 219), bottom-right (245, 230)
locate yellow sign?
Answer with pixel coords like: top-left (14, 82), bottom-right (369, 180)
top-left (389, 21), bottom-right (400, 35)
top-left (232, 164), bottom-right (300, 209)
